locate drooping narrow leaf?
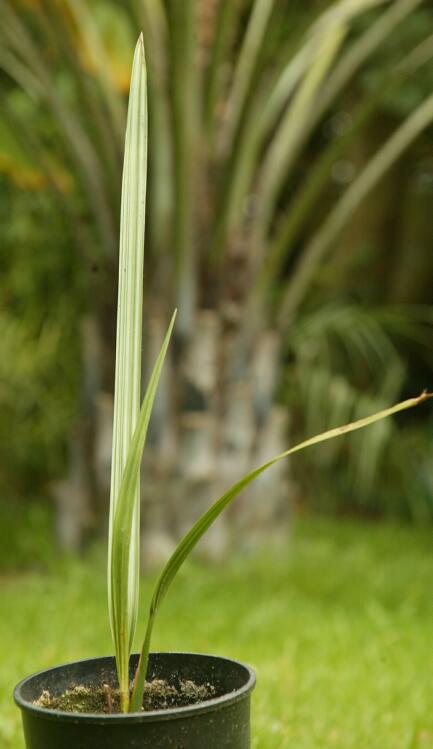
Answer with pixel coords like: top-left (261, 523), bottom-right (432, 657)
top-left (203, 0), bottom-right (239, 145)
top-left (313, 0), bottom-right (424, 131)
top-left (64, 0), bottom-right (126, 140)
top-left (262, 0), bottom-right (389, 134)
top-left (108, 35), bottom-right (147, 712)
top-left (252, 22), bottom-right (346, 245)
top-left (220, 0), bottom-right (275, 155)
top-left (130, 390), bottom-right (432, 710)
top-left (43, 0), bottom-right (122, 191)
top-left (169, 0), bottom-right (199, 339)
top-left (139, 0), bottom-right (173, 260)
top-left (255, 30), bottom-right (433, 301)
top-left (0, 0), bottom-right (117, 256)
top-left (277, 89), bottom-right (433, 324)
top-left (210, 0), bottom-right (387, 262)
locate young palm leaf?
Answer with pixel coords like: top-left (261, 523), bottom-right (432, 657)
top-left (111, 309), bottom-right (176, 712)
top-left (108, 34), bottom-right (147, 713)
top-left (130, 390), bottom-right (432, 711)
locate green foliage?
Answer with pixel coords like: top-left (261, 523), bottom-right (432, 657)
top-left (0, 182), bottom-right (80, 494)
top-left (1, 518), bottom-right (432, 746)
top-left (284, 303), bottom-right (433, 519)
top-left (1, 0), bottom-right (431, 304)
top-left (106, 32), bottom-right (432, 710)
top-left (0, 499), bottom-right (53, 572)
top-left (0, 0), bottom-right (433, 536)
top-left (356, 6), bottom-right (433, 116)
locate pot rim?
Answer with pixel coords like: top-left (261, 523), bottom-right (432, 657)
top-left (14, 652), bottom-right (256, 724)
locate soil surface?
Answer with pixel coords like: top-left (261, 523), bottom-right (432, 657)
top-left (34, 678), bottom-right (216, 714)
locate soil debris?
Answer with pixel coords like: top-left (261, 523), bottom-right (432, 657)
top-left (34, 678), bottom-right (216, 714)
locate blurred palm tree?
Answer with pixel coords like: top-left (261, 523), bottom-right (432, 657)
top-left (1, 0), bottom-right (433, 555)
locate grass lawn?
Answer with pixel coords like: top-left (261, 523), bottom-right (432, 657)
top-left (0, 516), bottom-right (432, 748)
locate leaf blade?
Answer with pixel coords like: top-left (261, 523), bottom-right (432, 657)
top-left (108, 34), bottom-right (147, 709)
top-left (130, 390), bottom-right (432, 710)
top-left (111, 310), bottom-right (176, 710)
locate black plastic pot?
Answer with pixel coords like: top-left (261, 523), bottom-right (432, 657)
top-left (14, 652), bottom-right (256, 749)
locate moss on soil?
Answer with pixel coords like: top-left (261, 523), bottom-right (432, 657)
top-left (34, 678), bottom-right (216, 714)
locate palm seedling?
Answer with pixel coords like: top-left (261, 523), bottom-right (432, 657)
top-left (110, 35), bottom-right (432, 712)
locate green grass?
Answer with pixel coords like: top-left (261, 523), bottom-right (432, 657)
top-left (1, 517), bottom-right (432, 748)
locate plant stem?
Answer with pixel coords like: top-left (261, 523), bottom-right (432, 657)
top-left (130, 610), bottom-right (156, 712)
top-left (120, 690), bottom-right (130, 713)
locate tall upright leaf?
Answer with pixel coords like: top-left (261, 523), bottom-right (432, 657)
top-left (111, 309), bottom-right (176, 712)
top-left (108, 35), bottom-right (147, 711)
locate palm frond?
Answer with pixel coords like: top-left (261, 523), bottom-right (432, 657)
top-left (64, 0), bottom-right (126, 139)
top-left (0, 0), bottom-right (117, 255)
top-left (168, 0), bottom-right (199, 336)
top-left (251, 23), bottom-right (346, 247)
top-left (255, 29), bottom-right (433, 302)
top-left (138, 0), bottom-right (173, 262)
top-left (210, 0), bottom-right (392, 262)
top-left (278, 90), bottom-right (433, 324)
top-left (220, 0), bottom-right (275, 155)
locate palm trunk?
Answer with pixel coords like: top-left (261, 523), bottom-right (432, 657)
top-left (51, 316), bottom-right (104, 550)
top-left (138, 306), bottom-right (290, 565)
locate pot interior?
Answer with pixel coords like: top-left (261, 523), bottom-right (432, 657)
top-left (16, 653), bottom-right (255, 712)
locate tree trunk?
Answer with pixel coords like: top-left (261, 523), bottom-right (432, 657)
top-left (138, 308), bottom-right (291, 565)
top-left (51, 315), bottom-right (105, 550)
